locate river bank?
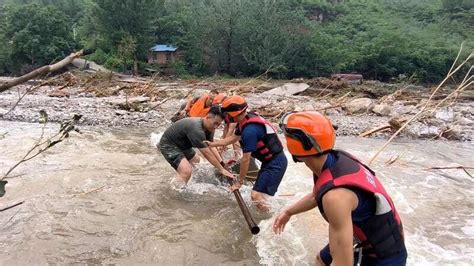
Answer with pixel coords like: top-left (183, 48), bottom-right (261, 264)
top-left (1, 73), bottom-right (473, 141)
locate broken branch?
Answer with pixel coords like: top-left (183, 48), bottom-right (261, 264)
top-left (0, 50), bottom-right (83, 93)
top-left (0, 201), bottom-right (25, 212)
top-left (368, 44), bottom-right (472, 165)
top-left (359, 124), bottom-right (392, 137)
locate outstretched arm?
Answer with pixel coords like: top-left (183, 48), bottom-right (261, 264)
top-left (205, 134), bottom-right (240, 147)
top-left (273, 191), bottom-right (317, 234)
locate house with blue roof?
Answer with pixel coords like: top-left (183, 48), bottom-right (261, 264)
top-left (147, 44), bottom-right (181, 65)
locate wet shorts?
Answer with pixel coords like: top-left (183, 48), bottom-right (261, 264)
top-left (319, 243), bottom-right (407, 266)
top-left (158, 137), bottom-right (196, 170)
top-left (253, 153), bottom-right (287, 196)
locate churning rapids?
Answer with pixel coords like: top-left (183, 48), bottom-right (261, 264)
top-left (0, 121), bottom-right (473, 265)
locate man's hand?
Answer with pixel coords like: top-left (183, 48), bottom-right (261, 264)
top-left (273, 209), bottom-right (292, 234)
top-left (220, 168), bottom-right (234, 179)
top-left (229, 178), bottom-right (242, 192)
top-left (217, 145), bottom-right (228, 154)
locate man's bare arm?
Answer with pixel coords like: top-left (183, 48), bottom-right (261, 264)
top-left (324, 188), bottom-right (358, 266)
top-left (198, 147), bottom-right (233, 178)
top-left (205, 134), bottom-right (240, 147)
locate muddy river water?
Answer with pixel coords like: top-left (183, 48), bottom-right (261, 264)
top-left (0, 121), bottom-right (473, 265)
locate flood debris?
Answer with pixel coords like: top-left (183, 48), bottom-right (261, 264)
top-left (261, 82), bottom-right (310, 96)
top-left (0, 50), bottom-right (84, 93)
top-left (0, 52), bottom-right (472, 142)
top-left (368, 45), bottom-right (473, 164)
top-left (331, 73), bottom-right (363, 84)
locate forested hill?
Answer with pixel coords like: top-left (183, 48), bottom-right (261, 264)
top-left (0, 0), bottom-right (472, 83)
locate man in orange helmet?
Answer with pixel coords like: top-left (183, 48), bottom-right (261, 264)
top-left (272, 111), bottom-right (407, 265)
top-left (172, 89), bottom-right (226, 122)
top-left (205, 95), bottom-right (288, 210)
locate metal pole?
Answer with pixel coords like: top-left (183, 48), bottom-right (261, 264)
top-left (229, 178), bottom-right (260, 235)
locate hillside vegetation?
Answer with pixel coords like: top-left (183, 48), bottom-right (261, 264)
top-left (0, 0), bottom-right (472, 83)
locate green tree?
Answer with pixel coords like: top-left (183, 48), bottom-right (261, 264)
top-left (117, 34), bottom-right (137, 73)
top-left (86, 0), bottom-right (157, 73)
top-left (0, 6), bottom-right (10, 74)
top-left (5, 4), bottom-right (74, 73)
top-left (441, 0), bottom-right (474, 12)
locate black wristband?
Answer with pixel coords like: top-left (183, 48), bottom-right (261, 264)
top-left (220, 161), bottom-right (225, 167)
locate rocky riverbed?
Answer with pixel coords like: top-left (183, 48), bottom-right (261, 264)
top-left (0, 73), bottom-right (472, 141)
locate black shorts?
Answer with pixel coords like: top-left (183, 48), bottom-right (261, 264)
top-left (159, 137), bottom-right (196, 170)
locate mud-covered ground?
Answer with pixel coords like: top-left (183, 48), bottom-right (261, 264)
top-left (0, 74), bottom-right (472, 141)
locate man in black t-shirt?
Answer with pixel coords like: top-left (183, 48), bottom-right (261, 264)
top-left (159, 106), bottom-right (234, 187)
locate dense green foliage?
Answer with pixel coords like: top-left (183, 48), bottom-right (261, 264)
top-left (3, 3), bottom-right (74, 73)
top-left (0, 0), bottom-right (472, 82)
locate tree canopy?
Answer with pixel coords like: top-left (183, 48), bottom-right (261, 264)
top-left (0, 0), bottom-right (472, 82)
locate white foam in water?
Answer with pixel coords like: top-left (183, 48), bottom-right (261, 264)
top-left (461, 219), bottom-right (474, 238)
top-left (176, 162), bottom-right (235, 197)
top-left (253, 218), bottom-right (308, 265)
top-left (405, 229), bottom-right (474, 265)
top-left (150, 132), bottom-right (163, 148)
top-left (252, 151), bottom-right (316, 265)
top-left (391, 189), bottom-right (415, 214)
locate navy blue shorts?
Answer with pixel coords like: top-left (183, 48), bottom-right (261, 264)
top-left (319, 244), bottom-right (407, 266)
top-left (253, 153), bottom-right (287, 196)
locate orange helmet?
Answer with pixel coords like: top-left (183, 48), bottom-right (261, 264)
top-left (279, 111), bottom-right (335, 157)
top-left (212, 93), bottom-right (226, 105)
top-left (221, 95), bottom-right (247, 118)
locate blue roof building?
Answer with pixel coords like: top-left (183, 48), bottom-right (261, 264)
top-left (148, 44), bottom-right (180, 65)
top-left (149, 44), bottom-right (178, 52)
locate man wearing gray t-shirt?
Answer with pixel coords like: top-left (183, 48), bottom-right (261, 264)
top-left (159, 106), bottom-right (234, 187)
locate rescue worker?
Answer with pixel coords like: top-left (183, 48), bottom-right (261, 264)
top-left (273, 111), bottom-right (407, 265)
top-left (172, 89), bottom-right (225, 121)
top-left (205, 95), bottom-right (288, 210)
top-left (171, 89), bottom-right (241, 161)
top-left (159, 106), bottom-right (234, 188)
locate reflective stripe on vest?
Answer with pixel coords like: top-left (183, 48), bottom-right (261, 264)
top-left (188, 94), bottom-right (211, 117)
top-left (314, 150), bottom-right (405, 259)
top-left (239, 113), bottom-right (283, 163)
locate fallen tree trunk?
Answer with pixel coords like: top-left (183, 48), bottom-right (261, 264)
top-left (359, 124), bottom-right (392, 137)
top-left (0, 50), bottom-right (83, 93)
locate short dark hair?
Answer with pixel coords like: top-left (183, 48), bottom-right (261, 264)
top-left (209, 89), bottom-right (219, 95)
top-left (208, 105), bottom-right (225, 119)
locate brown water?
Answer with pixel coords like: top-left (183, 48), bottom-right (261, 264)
top-left (0, 121), bottom-right (473, 265)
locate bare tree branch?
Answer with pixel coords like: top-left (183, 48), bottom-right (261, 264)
top-left (368, 45), bottom-right (472, 165)
top-left (0, 50), bottom-right (83, 93)
top-left (1, 112), bottom-right (82, 181)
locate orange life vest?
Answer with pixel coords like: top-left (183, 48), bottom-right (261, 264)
top-left (188, 94), bottom-right (211, 117)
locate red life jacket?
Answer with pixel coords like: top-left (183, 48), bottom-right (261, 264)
top-left (238, 112), bottom-right (283, 163)
top-left (314, 150), bottom-right (405, 259)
